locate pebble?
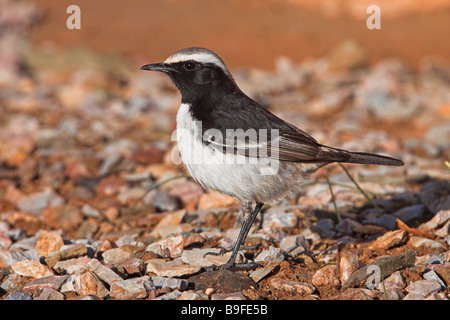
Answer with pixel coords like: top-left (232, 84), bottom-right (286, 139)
top-left (11, 260), bottom-right (53, 278)
top-left (309, 218), bottom-right (336, 238)
top-left (405, 279), bottom-right (442, 297)
top-left (383, 271), bottom-right (406, 290)
top-left (211, 292), bottom-right (247, 300)
top-left (85, 258), bottom-right (123, 285)
top-left (420, 209), bottom-right (450, 231)
top-left (254, 246), bottom-right (284, 265)
top-left (23, 275), bottom-right (69, 294)
top-left (368, 229), bottom-right (407, 250)
top-left (392, 204), bottom-right (426, 223)
top-left (180, 248), bottom-right (239, 267)
top-left (102, 246), bottom-right (144, 264)
top-left (151, 276), bottom-right (188, 290)
top-left (312, 265), bottom-right (340, 288)
top-left (363, 214), bottom-right (397, 230)
top-left (110, 276), bottom-right (155, 300)
top-left (34, 288), bottom-right (65, 300)
top-left (4, 292), bottom-right (33, 300)
top-left (35, 230), bottom-right (64, 257)
top-left (270, 279), bottom-right (316, 295)
top-left (279, 235), bottom-right (309, 254)
top-left (146, 258), bottom-right (201, 277)
top-left (339, 249), bottom-right (360, 284)
top-left (249, 265), bottom-right (277, 283)
top-left (16, 188), bottom-right (65, 214)
top-left (410, 236), bottom-right (444, 249)
top-left (262, 210), bottom-right (298, 229)
top-left (146, 234), bottom-right (184, 258)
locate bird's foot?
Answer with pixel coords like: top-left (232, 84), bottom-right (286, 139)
top-left (202, 243), bottom-right (264, 258)
top-left (203, 261), bottom-right (260, 272)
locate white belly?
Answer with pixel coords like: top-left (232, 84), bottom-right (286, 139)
top-left (175, 103), bottom-right (314, 203)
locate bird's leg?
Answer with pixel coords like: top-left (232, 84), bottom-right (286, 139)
top-left (204, 201), bottom-right (260, 258)
top-left (204, 202), bottom-right (264, 271)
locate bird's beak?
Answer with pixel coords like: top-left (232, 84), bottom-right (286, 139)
top-left (140, 62), bottom-right (173, 73)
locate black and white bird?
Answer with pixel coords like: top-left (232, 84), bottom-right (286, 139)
top-left (141, 47), bottom-right (403, 269)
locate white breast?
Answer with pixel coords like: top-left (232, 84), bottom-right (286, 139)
top-left (175, 103), bottom-right (313, 203)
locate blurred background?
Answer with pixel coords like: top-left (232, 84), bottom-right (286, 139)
top-left (25, 0), bottom-right (450, 70)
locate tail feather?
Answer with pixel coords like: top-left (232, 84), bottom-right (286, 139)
top-left (344, 151), bottom-right (404, 166)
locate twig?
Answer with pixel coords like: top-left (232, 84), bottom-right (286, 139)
top-left (337, 162), bottom-right (383, 216)
top-left (326, 176), bottom-right (341, 222)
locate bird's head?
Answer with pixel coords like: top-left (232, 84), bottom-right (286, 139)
top-left (141, 47), bottom-right (237, 101)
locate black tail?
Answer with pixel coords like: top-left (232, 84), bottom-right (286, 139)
top-left (344, 151), bottom-right (404, 166)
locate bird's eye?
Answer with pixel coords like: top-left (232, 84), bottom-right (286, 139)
top-left (184, 62), bottom-right (196, 70)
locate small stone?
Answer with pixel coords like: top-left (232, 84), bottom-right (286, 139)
top-left (340, 288), bottom-right (378, 300)
top-left (34, 288), bottom-right (65, 300)
top-left (52, 257), bottom-right (88, 275)
top-left (23, 275), bottom-right (69, 294)
top-left (339, 249), bottom-right (360, 284)
top-left (312, 265), bottom-right (340, 288)
top-left (42, 205), bottom-right (84, 232)
top-left (420, 210), bottom-right (450, 231)
top-left (363, 214), bottom-right (397, 230)
top-left (149, 209), bottom-right (186, 238)
top-left (262, 210), bottom-right (298, 229)
top-left (76, 271), bottom-right (109, 298)
top-left (110, 276), bottom-right (155, 300)
top-left (383, 271), bottom-right (406, 290)
top-left (309, 218), bottom-right (336, 238)
top-left (254, 246), bottom-right (284, 265)
top-left (423, 271), bottom-right (446, 288)
top-left (81, 204), bottom-right (102, 218)
top-left (102, 246), bottom-right (142, 265)
top-left (11, 260), bottom-right (53, 278)
top-left (249, 265), bottom-right (277, 283)
top-left (152, 290), bottom-right (182, 300)
top-left (279, 235), bottom-right (308, 254)
top-left (383, 288), bottom-right (404, 300)
top-left (150, 276), bottom-right (188, 290)
top-left (178, 290), bottom-right (207, 300)
top-left (4, 292), bottom-right (33, 300)
top-left (104, 207), bottom-right (119, 222)
top-left (45, 244), bottom-right (88, 268)
top-left (145, 190), bottom-right (180, 212)
top-left (180, 248), bottom-right (243, 267)
top-left (368, 229), bottom-right (407, 250)
top-left (335, 218), bottom-right (362, 235)
top-left (146, 234), bottom-right (184, 258)
top-left (270, 279), bottom-right (316, 295)
top-left (114, 257), bottom-right (145, 275)
top-left (342, 249), bottom-right (415, 290)
top-left (197, 192), bottom-right (238, 209)
top-left (403, 292), bottom-right (427, 300)
top-left (405, 279), bottom-right (442, 297)
top-left (211, 292), bottom-right (246, 300)
top-left (435, 267), bottom-right (450, 285)
top-left (86, 258), bottom-right (123, 285)
top-left (168, 181), bottom-right (204, 208)
top-left (35, 230), bottom-right (64, 257)
top-left (410, 236), bottom-right (444, 249)
top-left (17, 188), bottom-right (64, 214)
top-left (146, 258), bottom-right (201, 277)
top-left (393, 204), bottom-right (426, 223)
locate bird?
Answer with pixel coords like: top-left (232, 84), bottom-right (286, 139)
top-left (141, 47), bottom-right (404, 270)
